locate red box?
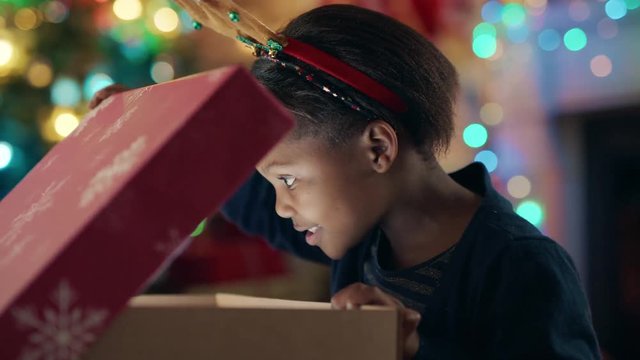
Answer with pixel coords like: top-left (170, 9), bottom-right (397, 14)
top-left (0, 66), bottom-right (293, 360)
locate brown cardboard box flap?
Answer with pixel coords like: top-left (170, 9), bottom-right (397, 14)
top-left (84, 294), bottom-right (402, 360)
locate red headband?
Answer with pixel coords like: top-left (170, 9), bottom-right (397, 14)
top-left (282, 38), bottom-right (408, 114)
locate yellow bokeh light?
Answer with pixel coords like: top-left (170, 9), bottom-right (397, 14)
top-left (27, 61), bottom-right (53, 88)
top-left (154, 7), bottom-right (179, 33)
top-left (113, 0), bottom-right (143, 21)
top-left (15, 8), bottom-right (40, 31)
top-left (0, 39), bottom-right (14, 66)
top-left (54, 112), bottom-right (80, 138)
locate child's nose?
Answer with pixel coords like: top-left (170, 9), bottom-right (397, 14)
top-left (274, 192), bottom-right (296, 219)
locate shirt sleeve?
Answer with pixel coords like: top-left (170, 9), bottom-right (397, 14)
top-left (477, 238), bottom-right (601, 359)
top-left (220, 171), bottom-right (331, 265)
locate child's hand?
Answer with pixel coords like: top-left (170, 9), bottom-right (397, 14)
top-left (331, 282), bottom-right (421, 359)
top-left (88, 84), bottom-right (129, 110)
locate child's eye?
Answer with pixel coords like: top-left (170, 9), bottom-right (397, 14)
top-left (278, 176), bottom-right (296, 189)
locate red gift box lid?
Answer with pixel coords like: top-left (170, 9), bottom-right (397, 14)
top-left (0, 66), bottom-right (293, 360)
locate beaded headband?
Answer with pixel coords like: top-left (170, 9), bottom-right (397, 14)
top-left (173, 0), bottom-right (408, 118)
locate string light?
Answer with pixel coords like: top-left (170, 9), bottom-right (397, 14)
top-left (0, 141), bottom-right (13, 170)
top-left (507, 176), bottom-right (532, 198)
top-left (463, 123), bottom-right (489, 148)
top-left (26, 61), bottom-right (53, 88)
top-left (51, 77), bottom-right (82, 107)
top-left (83, 73), bottom-right (114, 100)
top-left (474, 150), bottom-right (499, 172)
top-left (605, 0), bottom-right (628, 19)
top-left (53, 112), bottom-right (79, 138)
top-left (14, 8), bottom-right (41, 31)
top-left (568, 0), bottom-right (591, 21)
top-left (0, 39), bottom-right (14, 67)
top-left (563, 28), bottom-right (587, 51)
top-left (502, 3), bottom-right (527, 27)
top-left (113, 0), bottom-right (143, 21)
top-left (154, 7), bottom-right (180, 33)
top-left (516, 200), bottom-right (545, 228)
top-left (480, 103), bottom-right (504, 125)
top-left (590, 55), bottom-right (613, 77)
top-left (150, 61), bottom-right (175, 83)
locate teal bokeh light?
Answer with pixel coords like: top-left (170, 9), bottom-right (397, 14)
top-left (564, 28), bottom-right (587, 51)
top-left (516, 200), bottom-right (545, 227)
top-left (0, 141), bottom-right (13, 170)
top-left (51, 77), bottom-right (82, 107)
top-left (463, 123), bottom-right (489, 148)
top-left (502, 3), bottom-right (527, 28)
top-left (84, 73), bottom-right (115, 101)
top-left (473, 34), bottom-right (497, 59)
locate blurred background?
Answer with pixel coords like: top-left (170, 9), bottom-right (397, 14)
top-left (0, 0), bottom-right (638, 358)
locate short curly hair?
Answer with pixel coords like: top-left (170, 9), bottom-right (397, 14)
top-left (251, 4), bottom-right (458, 158)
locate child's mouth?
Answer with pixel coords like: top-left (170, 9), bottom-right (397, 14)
top-left (305, 226), bottom-right (321, 245)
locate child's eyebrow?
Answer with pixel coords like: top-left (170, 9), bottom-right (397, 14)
top-left (262, 160), bottom-right (292, 173)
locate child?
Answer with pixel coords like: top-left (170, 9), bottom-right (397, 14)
top-left (92, 4), bottom-right (600, 359)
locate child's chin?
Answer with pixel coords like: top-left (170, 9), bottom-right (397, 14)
top-left (321, 245), bottom-right (350, 261)
top-left (319, 246), bottom-right (347, 260)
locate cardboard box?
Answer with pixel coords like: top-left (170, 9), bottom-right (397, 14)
top-left (84, 294), bottom-right (401, 360)
top-left (0, 66), bottom-right (293, 360)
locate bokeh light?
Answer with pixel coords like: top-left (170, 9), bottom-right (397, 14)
top-left (568, 0), bottom-right (591, 22)
top-left (590, 55), bottom-right (613, 77)
top-left (150, 61), bottom-right (175, 83)
top-left (564, 28), bottom-right (587, 51)
top-left (83, 73), bottom-right (114, 101)
top-left (0, 141), bottom-right (13, 170)
top-left (627, 0), bottom-right (640, 10)
top-left (463, 123), bottom-right (488, 148)
top-left (0, 39), bottom-right (14, 66)
top-left (44, 1), bottom-right (69, 23)
top-left (51, 77), bottom-right (82, 107)
top-left (507, 25), bottom-right (529, 43)
top-left (502, 3), bottom-right (527, 27)
top-left (113, 0), bottom-right (143, 21)
top-left (480, 102), bottom-right (504, 125)
top-left (473, 34), bottom-right (497, 59)
top-left (154, 7), bottom-right (179, 33)
top-left (597, 18), bottom-right (619, 39)
top-left (516, 200), bottom-right (545, 227)
top-left (474, 150), bottom-right (498, 172)
top-left (507, 175), bottom-right (532, 198)
top-left (605, 0), bottom-right (628, 20)
top-left (54, 112), bottom-right (80, 138)
top-left (481, 1), bottom-right (503, 23)
top-left (26, 61), bottom-right (53, 88)
top-left (15, 8), bottom-right (40, 30)
top-left (538, 29), bottom-right (561, 51)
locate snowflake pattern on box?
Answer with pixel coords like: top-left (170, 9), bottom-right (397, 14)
top-left (98, 105), bottom-right (139, 143)
top-left (79, 135), bottom-right (147, 208)
top-left (72, 96), bottom-right (115, 139)
top-left (11, 280), bottom-right (109, 360)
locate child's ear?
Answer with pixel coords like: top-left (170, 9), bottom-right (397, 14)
top-left (361, 120), bottom-right (398, 173)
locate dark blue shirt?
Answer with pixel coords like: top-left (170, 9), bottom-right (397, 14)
top-left (221, 162), bottom-right (601, 359)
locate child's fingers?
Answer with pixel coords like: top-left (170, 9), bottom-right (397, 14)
top-left (89, 84), bottom-right (128, 109)
top-left (331, 282), bottom-right (401, 309)
top-left (331, 283), bottom-right (421, 359)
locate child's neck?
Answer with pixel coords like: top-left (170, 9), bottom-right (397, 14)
top-left (381, 160), bottom-right (481, 270)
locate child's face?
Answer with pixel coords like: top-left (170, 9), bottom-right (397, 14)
top-left (256, 134), bottom-right (388, 259)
